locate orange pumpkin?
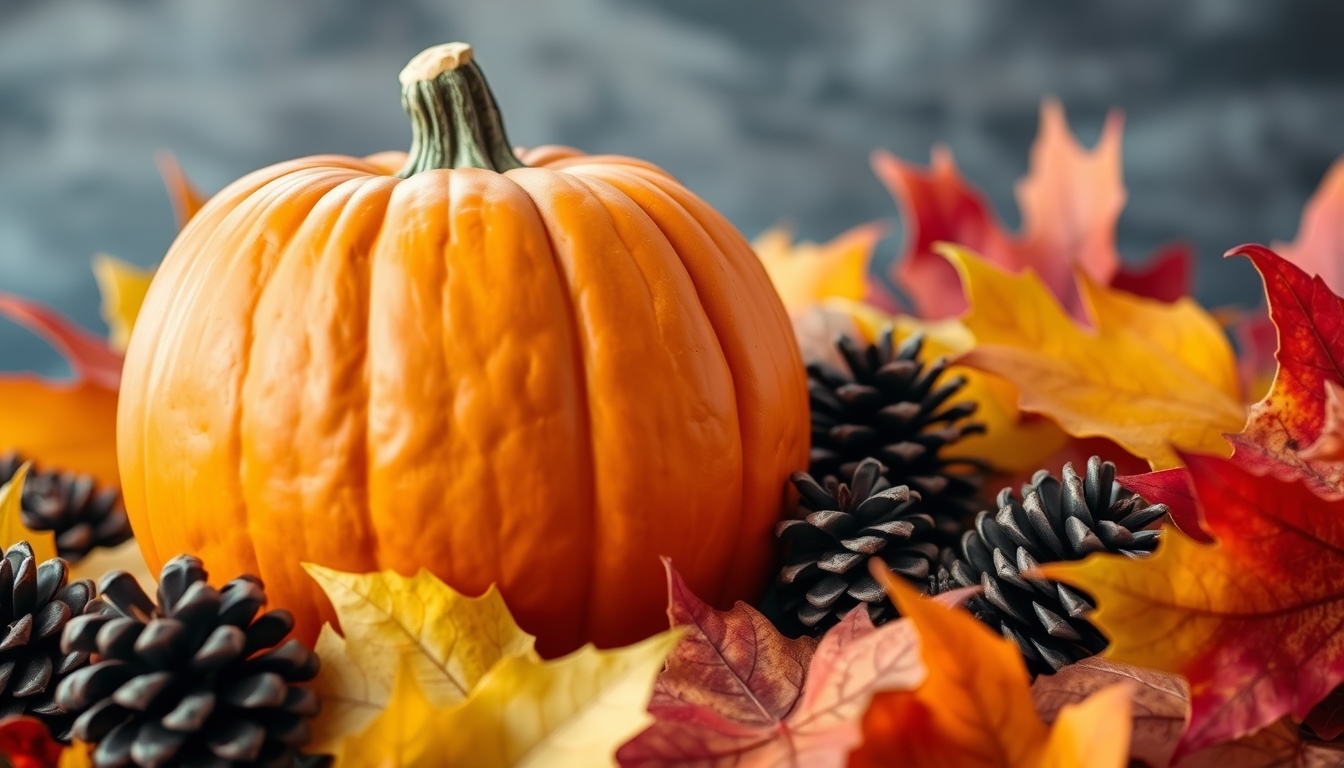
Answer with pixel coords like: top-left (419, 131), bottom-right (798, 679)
top-left (116, 43), bottom-right (809, 656)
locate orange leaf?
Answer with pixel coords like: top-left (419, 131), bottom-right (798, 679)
top-left (0, 717), bottom-right (65, 768)
top-left (849, 563), bottom-right (1133, 768)
top-left (947, 245), bottom-right (1244, 469)
top-left (154, 150), bottom-right (207, 229)
top-left (1012, 98), bottom-right (1125, 312)
top-left (0, 378), bottom-right (119, 491)
top-left (1043, 453), bottom-right (1344, 757)
top-left (1275, 157), bottom-right (1344, 298)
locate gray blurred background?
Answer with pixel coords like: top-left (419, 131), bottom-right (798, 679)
top-left (3, 0), bottom-right (1342, 375)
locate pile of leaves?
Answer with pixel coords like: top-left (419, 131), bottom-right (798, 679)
top-left (6, 104), bottom-right (1344, 766)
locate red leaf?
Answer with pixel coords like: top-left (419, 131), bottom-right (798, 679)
top-left (618, 563), bottom-right (922, 768)
top-left (1118, 467), bottom-right (1212, 543)
top-left (0, 294), bottom-right (121, 389)
top-left (1300, 380), bottom-right (1344, 463)
top-left (0, 717), bottom-right (64, 768)
top-left (1177, 452), bottom-right (1344, 755)
top-left (871, 145), bottom-right (1010, 319)
top-left (1177, 719), bottom-right (1344, 768)
top-left (1225, 245), bottom-right (1344, 497)
top-left (1109, 242), bottom-right (1193, 303)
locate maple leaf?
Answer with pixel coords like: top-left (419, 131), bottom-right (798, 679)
top-left (1275, 157), bottom-right (1344, 297)
top-left (875, 99), bottom-right (1187, 321)
top-left (1042, 453), bottom-right (1344, 756)
top-left (0, 717), bottom-right (67, 768)
top-left (753, 223), bottom-right (887, 316)
top-left (871, 144), bottom-right (1009, 319)
top-left (1117, 467), bottom-right (1212, 543)
top-left (342, 630), bottom-right (682, 768)
top-left (618, 563), bottom-right (922, 768)
top-left (1032, 658), bottom-right (1188, 768)
top-left (848, 562), bottom-right (1134, 768)
top-left (1226, 245), bottom-right (1344, 496)
top-left (946, 244), bottom-right (1244, 469)
top-left (302, 564), bottom-right (537, 753)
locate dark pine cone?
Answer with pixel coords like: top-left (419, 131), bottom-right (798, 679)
top-left (0, 452), bottom-right (133, 563)
top-left (0, 541), bottom-right (96, 736)
top-left (776, 457), bottom-right (940, 635)
top-left (808, 330), bottom-right (986, 537)
top-left (57, 555), bottom-right (321, 768)
top-left (945, 456), bottom-right (1168, 676)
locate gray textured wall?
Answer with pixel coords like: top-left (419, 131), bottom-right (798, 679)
top-left (3, 0), bottom-right (1342, 375)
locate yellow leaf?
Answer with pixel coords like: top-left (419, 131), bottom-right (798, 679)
top-left (302, 564), bottom-right (537, 752)
top-left (0, 464), bottom-right (57, 562)
top-left (92, 254), bottom-right (155, 353)
top-left (341, 630), bottom-right (680, 768)
top-left (59, 741), bottom-right (95, 768)
top-left (945, 244), bottom-right (1244, 469)
top-left (754, 223), bottom-right (883, 314)
top-left (443, 629), bottom-right (681, 768)
top-left (339, 656), bottom-right (444, 768)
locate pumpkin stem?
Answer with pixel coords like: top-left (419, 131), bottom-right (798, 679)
top-left (395, 43), bottom-right (525, 177)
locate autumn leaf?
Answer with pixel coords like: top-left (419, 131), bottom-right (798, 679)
top-left (1043, 452), bottom-right (1344, 756)
top-left (343, 630), bottom-right (682, 768)
top-left (91, 254), bottom-right (155, 353)
top-left (872, 144), bottom-right (1010, 319)
top-left (1011, 98), bottom-right (1125, 313)
top-left (0, 295), bottom-right (121, 490)
top-left (1117, 467), bottom-right (1212, 543)
top-left (302, 564), bottom-right (537, 753)
top-left (1226, 245), bottom-right (1344, 496)
top-left (153, 149), bottom-right (207, 229)
top-left (1299, 380), bottom-right (1344, 463)
top-left (1177, 719), bottom-right (1344, 768)
top-left (1032, 658), bottom-right (1188, 768)
top-left (619, 563), bottom-right (922, 768)
top-left (0, 465), bottom-right (58, 563)
top-left (875, 99), bottom-right (1186, 322)
top-left (0, 717), bottom-right (66, 768)
top-left (947, 244), bottom-right (1244, 469)
top-left (753, 223), bottom-right (887, 315)
top-left (1275, 156), bottom-right (1344, 297)
top-left (849, 562), bottom-right (1134, 768)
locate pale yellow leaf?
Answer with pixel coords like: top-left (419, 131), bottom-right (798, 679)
top-left (439, 629), bottom-right (682, 768)
top-left (302, 564), bottom-right (537, 750)
top-left (754, 223), bottom-right (883, 314)
top-left (92, 254), bottom-right (155, 353)
top-left (0, 464), bottom-right (57, 561)
top-left (944, 244), bottom-right (1245, 469)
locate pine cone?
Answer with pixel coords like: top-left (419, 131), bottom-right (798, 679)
top-left (808, 330), bottom-right (985, 537)
top-left (0, 541), bottom-right (96, 736)
top-left (0, 452), bottom-right (133, 563)
top-left (945, 456), bottom-right (1167, 675)
top-left (57, 555), bottom-right (321, 768)
top-left (776, 457), bottom-right (940, 634)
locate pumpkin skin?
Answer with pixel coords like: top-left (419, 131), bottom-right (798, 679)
top-left (116, 45), bottom-right (808, 657)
